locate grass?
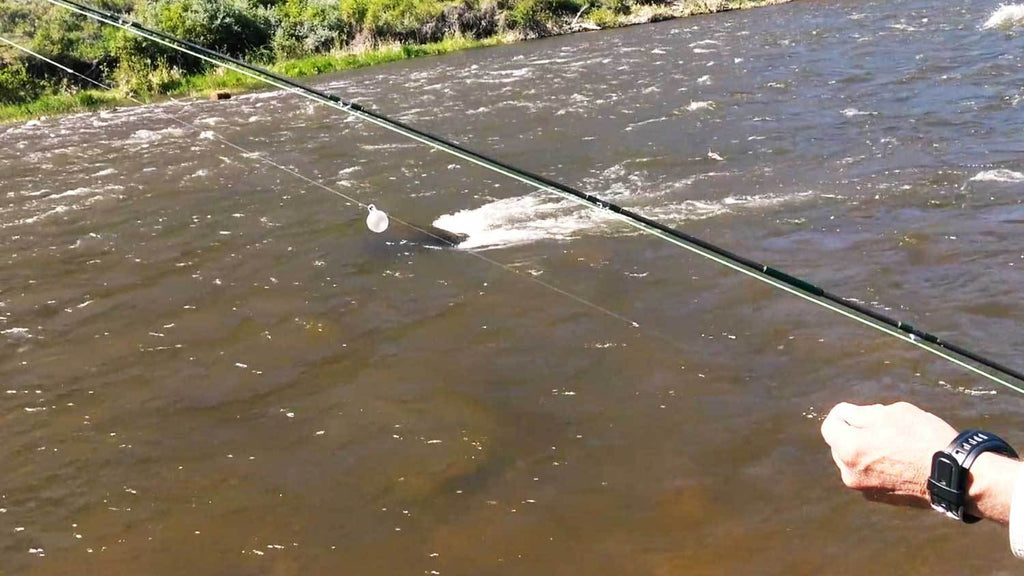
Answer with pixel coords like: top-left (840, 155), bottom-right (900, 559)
top-left (0, 89), bottom-right (125, 123)
top-left (0, 35), bottom-right (508, 123)
top-left (163, 35), bottom-right (507, 95)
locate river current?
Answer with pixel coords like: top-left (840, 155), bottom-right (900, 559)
top-left (2, 0), bottom-right (1024, 573)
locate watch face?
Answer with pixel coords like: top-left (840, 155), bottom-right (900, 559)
top-left (933, 457), bottom-right (956, 487)
top-left (929, 452), bottom-right (964, 520)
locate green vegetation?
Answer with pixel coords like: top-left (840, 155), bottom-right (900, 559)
top-left (0, 88), bottom-right (120, 122)
top-left (0, 58), bottom-right (40, 104)
top-left (0, 0), bottom-right (787, 123)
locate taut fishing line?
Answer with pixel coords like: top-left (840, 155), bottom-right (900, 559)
top-left (0, 34), bottom-right (641, 328)
top-left (13, 0), bottom-right (1024, 394)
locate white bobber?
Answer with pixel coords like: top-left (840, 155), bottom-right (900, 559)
top-left (366, 204), bottom-right (389, 233)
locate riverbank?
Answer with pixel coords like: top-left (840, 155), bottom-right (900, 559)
top-left (0, 36), bottom-right (504, 123)
top-left (0, 0), bottom-right (789, 124)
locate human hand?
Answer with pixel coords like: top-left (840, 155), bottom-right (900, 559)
top-left (820, 401), bottom-right (957, 508)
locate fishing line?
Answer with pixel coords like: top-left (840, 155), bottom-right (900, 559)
top-left (20, 0), bottom-right (1024, 393)
top-left (0, 34), bottom-right (641, 329)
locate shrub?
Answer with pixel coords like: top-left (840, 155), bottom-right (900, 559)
top-left (0, 58), bottom-right (42, 104)
top-left (109, 29), bottom-right (162, 94)
top-left (31, 6), bottom-right (116, 69)
top-left (141, 0), bottom-right (273, 59)
top-left (418, 0), bottom-right (499, 40)
top-left (0, 0), bottom-right (40, 36)
top-left (341, 0), bottom-right (446, 43)
top-left (103, 0), bottom-right (274, 92)
top-left (506, 0), bottom-right (582, 34)
top-left (338, 0), bottom-right (371, 29)
top-left (599, 0), bottom-right (628, 15)
top-left (588, 6), bottom-right (616, 26)
top-left (272, 0), bottom-right (348, 58)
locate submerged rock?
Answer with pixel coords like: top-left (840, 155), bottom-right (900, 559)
top-left (414, 224), bottom-right (469, 247)
top-left (389, 223), bottom-right (468, 248)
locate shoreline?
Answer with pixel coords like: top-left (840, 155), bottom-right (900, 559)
top-left (0, 0), bottom-right (790, 125)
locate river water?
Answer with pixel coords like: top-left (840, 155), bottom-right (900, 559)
top-left (3, 0), bottom-right (1024, 573)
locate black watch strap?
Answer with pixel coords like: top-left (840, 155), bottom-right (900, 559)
top-left (928, 429), bottom-right (1019, 523)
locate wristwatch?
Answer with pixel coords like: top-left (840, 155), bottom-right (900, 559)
top-left (928, 429), bottom-right (1019, 523)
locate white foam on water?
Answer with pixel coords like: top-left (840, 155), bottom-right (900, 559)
top-left (958, 387), bottom-right (997, 396)
top-left (1, 328), bottom-right (32, 340)
top-left (93, 168), bottom-right (118, 176)
top-left (983, 4), bottom-right (1024, 29)
top-left (126, 127), bottom-right (186, 144)
top-left (48, 187), bottom-right (94, 200)
top-left (525, 56), bottom-right (576, 66)
top-left (360, 142), bottom-right (420, 151)
top-left (841, 107), bottom-right (876, 117)
top-left (642, 199), bottom-right (730, 221)
top-left (470, 67), bottom-right (534, 85)
top-left (645, 191), bottom-right (814, 223)
top-left (2, 119), bottom-right (45, 138)
top-left (686, 101), bottom-right (716, 112)
top-left (435, 190), bottom-right (815, 251)
top-left (625, 116), bottom-right (673, 130)
top-left (6, 205), bottom-right (69, 228)
top-left (1, 180), bottom-right (121, 228)
top-left (723, 191), bottom-right (814, 208)
top-left (20, 188), bottom-right (52, 198)
top-left (970, 169), bottom-right (1024, 182)
top-left (434, 194), bottom-right (615, 250)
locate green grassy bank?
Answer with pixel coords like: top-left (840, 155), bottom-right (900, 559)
top-left (0, 0), bottom-right (789, 124)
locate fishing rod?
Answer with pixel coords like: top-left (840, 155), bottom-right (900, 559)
top-left (33, 0), bottom-right (1024, 394)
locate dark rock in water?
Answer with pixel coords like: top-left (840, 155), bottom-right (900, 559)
top-left (210, 91), bottom-right (232, 101)
top-left (416, 224), bottom-right (468, 247)
top-left (381, 223), bottom-right (468, 248)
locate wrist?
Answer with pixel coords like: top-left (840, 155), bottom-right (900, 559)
top-left (966, 452), bottom-right (1021, 524)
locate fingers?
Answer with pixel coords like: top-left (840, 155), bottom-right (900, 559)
top-left (821, 404), bottom-right (875, 488)
top-left (821, 400), bottom-right (940, 509)
top-left (821, 402), bottom-right (863, 446)
top-left (836, 402), bottom-right (887, 428)
top-left (821, 402), bottom-right (889, 444)
top-left (820, 408), bottom-right (846, 447)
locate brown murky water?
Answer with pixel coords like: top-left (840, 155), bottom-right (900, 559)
top-left (3, 0), bottom-right (1024, 573)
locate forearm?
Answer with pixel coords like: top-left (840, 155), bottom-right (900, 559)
top-left (968, 452), bottom-right (1023, 525)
